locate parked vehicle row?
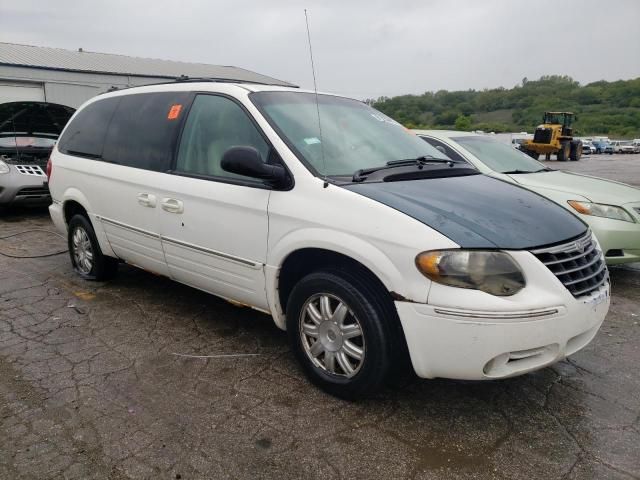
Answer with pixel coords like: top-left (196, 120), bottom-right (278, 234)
top-left (46, 81), bottom-right (616, 398)
top-left (580, 138), bottom-right (640, 155)
top-left (611, 140), bottom-right (640, 154)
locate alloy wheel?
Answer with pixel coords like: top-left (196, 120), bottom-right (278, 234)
top-left (72, 226), bottom-right (93, 275)
top-left (299, 293), bottom-right (365, 378)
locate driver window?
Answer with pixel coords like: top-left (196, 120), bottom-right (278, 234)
top-left (176, 95), bottom-right (270, 180)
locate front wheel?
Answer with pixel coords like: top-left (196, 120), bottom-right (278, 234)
top-left (68, 215), bottom-right (118, 281)
top-left (286, 270), bottom-right (395, 399)
top-left (557, 142), bottom-right (569, 161)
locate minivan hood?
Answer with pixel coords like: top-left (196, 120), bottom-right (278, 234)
top-left (0, 101), bottom-right (75, 137)
top-left (509, 170), bottom-right (640, 205)
top-left (344, 175), bottom-right (586, 249)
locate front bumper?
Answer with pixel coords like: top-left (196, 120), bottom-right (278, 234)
top-left (396, 284), bottom-right (609, 380)
top-left (583, 209), bottom-right (640, 265)
top-left (0, 168), bottom-right (50, 206)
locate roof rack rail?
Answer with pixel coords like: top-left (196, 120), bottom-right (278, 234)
top-left (97, 75), bottom-right (297, 96)
top-left (171, 75), bottom-right (297, 87)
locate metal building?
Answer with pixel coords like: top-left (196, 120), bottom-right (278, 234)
top-left (0, 42), bottom-right (294, 108)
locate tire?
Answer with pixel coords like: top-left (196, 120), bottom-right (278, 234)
top-left (286, 269), bottom-right (397, 399)
top-left (68, 214), bottom-right (118, 281)
top-left (557, 142), bottom-right (569, 161)
top-left (570, 140), bottom-right (582, 161)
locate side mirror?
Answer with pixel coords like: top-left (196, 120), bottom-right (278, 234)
top-left (221, 146), bottom-right (287, 186)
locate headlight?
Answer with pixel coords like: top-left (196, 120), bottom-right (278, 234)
top-left (415, 250), bottom-right (525, 296)
top-left (568, 200), bottom-right (634, 223)
top-left (0, 159), bottom-right (9, 174)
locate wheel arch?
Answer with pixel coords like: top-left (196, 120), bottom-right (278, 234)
top-left (61, 188), bottom-right (93, 225)
top-left (266, 230), bottom-right (410, 330)
top-left (61, 188), bottom-right (115, 257)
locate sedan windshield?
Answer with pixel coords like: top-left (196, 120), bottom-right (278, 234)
top-left (452, 136), bottom-right (547, 174)
top-left (250, 92), bottom-right (450, 177)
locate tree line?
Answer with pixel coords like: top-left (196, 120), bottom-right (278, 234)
top-left (370, 75), bottom-right (640, 138)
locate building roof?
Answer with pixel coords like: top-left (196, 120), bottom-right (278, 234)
top-left (0, 42), bottom-right (295, 87)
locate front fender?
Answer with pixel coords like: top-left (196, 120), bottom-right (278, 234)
top-left (265, 228), bottom-right (428, 330)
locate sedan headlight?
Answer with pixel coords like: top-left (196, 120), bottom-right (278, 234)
top-left (0, 159), bottom-right (9, 174)
top-left (415, 250), bottom-right (525, 296)
top-left (568, 200), bottom-right (635, 223)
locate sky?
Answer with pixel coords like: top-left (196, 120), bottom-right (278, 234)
top-left (2, 0), bottom-right (639, 99)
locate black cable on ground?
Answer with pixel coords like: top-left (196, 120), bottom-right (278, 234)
top-left (0, 229), bottom-right (68, 258)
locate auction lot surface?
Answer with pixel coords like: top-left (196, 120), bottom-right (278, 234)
top-left (1, 154), bottom-right (639, 480)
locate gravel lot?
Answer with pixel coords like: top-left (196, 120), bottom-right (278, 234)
top-left (1, 154), bottom-right (639, 480)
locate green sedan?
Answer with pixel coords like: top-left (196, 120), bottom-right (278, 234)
top-left (415, 130), bottom-right (640, 265)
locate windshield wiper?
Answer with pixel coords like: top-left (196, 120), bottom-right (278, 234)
top-left (352, 156), bottom-right (455, 182)
top-left (387, 155), bottom-right (456, 166)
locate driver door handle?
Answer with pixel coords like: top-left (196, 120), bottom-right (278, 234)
top-left (161, 198), bottom-right (184, 214)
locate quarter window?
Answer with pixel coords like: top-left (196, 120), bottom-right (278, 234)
top-left (175, 95), bottom-right (270, 181)
top-left (58, 97), bottom-right (120, 158)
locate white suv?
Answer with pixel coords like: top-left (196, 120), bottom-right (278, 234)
top-left (48, 80), bottom-right (610, 398)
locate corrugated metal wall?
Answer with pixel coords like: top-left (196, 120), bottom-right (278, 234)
top-left (0, 65), bottom-right (172, 108)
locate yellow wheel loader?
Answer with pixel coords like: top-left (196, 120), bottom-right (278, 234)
top-left (522, 112), bottom-right (582, 161)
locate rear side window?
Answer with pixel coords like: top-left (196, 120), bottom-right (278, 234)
top-left (58, 97), bottom-right (120, 158)
top-left (103, 92), bottom-right (189, 172)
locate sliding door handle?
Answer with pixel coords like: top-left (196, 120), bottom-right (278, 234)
top-left (161, 198), bottom-right (184, 214)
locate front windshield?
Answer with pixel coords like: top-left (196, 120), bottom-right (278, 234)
top-left (250, 91), bottom-right (449, 176)
top-left (452, 135), bottom-right (547, 173)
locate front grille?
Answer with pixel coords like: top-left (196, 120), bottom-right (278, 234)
top-left (16, 186), bottom-right (50, 198)
top-left (533, 128), bottom-right (552, 144)
top-left (531, 232), bottom-right (608, 298)
top-left (15, 165), bottom-right (45, 176)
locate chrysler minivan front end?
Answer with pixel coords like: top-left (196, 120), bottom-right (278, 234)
top-left (397, 235), bottom-right (609, 380)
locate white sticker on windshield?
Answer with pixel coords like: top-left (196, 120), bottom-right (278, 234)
top-left (304, 137), bottom-right (321, 145)
top-left (370, 113), bottom-right (402, 126)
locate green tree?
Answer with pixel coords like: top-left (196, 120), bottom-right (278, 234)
top-left (454, 115), bottom-right (472, 131)
top-left (372, 75), bottom-right (640, 137)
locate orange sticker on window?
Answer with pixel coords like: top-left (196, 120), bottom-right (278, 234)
top-left (167, 104), bottom-right (182, 120)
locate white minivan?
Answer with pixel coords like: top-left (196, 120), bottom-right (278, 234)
top-left (48, 80), bottom-right (610, 398)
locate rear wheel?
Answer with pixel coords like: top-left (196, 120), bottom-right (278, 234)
top-left (68, 215), bottom-right (118, 281)
top-left (286, 270), bottom-right (396, 399)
